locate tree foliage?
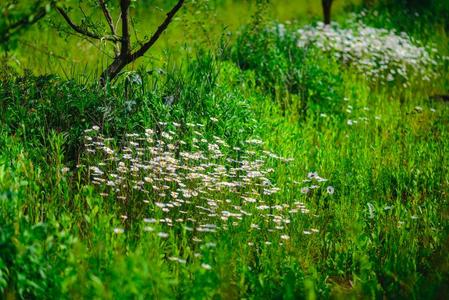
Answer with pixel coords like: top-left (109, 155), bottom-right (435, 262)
top-left (0, 1), bottom-right (55, 48)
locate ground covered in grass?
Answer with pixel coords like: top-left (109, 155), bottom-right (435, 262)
top-left (1, 1), bottom-right (449, 299)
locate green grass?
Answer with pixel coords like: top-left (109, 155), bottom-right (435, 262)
top-left (1, 1), bottom-right (449, 299)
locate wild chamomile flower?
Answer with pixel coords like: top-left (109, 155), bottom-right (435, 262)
top-left (113, 228), bottom-right (124, 234)
top-left (84, 125), bottom-right (311, 267)
top-left (307, 171), bottom-right (318, 179)
top-left (294, 20), bottom-right (439, 84)
top-left (157, 232), bottom-right (169, 238)
top-left (301, 187), bottom-right (310, 194)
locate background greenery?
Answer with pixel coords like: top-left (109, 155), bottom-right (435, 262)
top-left (1, 0), bottom-right (449, 299)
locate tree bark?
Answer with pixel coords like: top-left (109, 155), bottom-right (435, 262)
top-left (322, 0), bottom-right (333, 25)
top-left (99, 57), bottom-right (129, 86)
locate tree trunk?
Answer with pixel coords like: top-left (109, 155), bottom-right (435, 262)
top-left (322, 0), bottom-right (333, 25)
top-left (99, 56), bottom-right (129, 86)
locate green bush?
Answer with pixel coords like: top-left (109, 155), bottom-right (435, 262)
top-left (0, 53), bottom-right (257, 163)
top-left (230, 22), bottom-right (345, 115)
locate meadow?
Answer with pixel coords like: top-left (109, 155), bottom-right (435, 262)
top-left (1, 0), bottom-right (449, 299)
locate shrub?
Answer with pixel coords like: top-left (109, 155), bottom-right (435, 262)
top-left (0, 53), bottom-right (258, 163)
top-left (230, 22), bottom-right (345, 115)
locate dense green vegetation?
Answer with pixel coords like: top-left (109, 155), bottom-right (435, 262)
top-left (1, 0), bottom-right (449, 299)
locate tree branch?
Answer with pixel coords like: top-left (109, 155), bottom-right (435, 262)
top-left (56, 7), bottom-right (120, 42)
top-left (130, 0), bottom-right (184, 61)
top-left (98, 0), bottom-right (120, 56)
top-left (98, 0), bottom-right (116, 36)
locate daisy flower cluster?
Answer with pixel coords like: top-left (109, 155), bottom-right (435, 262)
top-left (294, 21), bottom-right (439, 85)
top-left (82, 123), bottom-right (319, 268)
